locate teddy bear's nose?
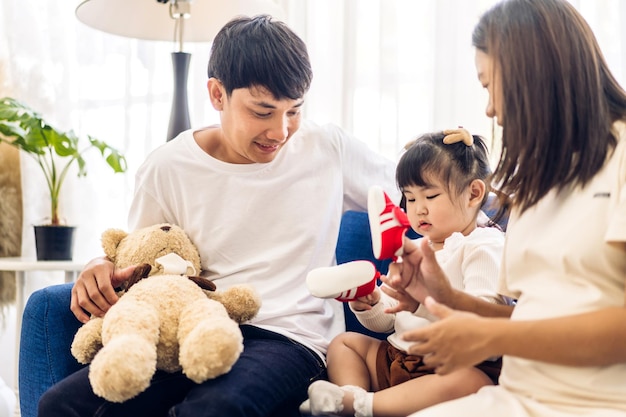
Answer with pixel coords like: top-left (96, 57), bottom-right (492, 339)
top-left (161, 226), bottom-right (171, 232)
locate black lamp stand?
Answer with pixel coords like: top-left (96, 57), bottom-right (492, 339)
top-left (167, 51), bottom-right (191, 141)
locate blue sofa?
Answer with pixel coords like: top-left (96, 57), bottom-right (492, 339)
top-left (18, 203), bottom-right (506, 417)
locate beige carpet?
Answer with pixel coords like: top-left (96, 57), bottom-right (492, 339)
top-left (0, 143), bottom-right (22, 312)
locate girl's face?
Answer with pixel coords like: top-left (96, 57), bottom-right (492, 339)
top-left (475, 49), bottom-right (503, 126)
top-left (402, 177), bottom-right (484, 250)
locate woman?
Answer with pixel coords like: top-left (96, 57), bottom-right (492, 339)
top-left (383, 0), bottom-right (626, 415)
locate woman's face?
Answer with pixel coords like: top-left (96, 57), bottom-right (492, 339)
top-left (475, 50), bottom-right (503, 126)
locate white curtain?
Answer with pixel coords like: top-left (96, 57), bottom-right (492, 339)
top-left (285, 0), bottom-right (626, 160)
top-left (1, 0), bottom-right (625, 261)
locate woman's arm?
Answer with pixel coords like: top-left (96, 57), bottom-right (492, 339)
top-left (383, 238), bottom-right (513, 318)
top-left (402, 296), bottom-right (626, 374)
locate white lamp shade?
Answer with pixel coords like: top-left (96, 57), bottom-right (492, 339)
top-left (75, 0), bottom-right (286, 42)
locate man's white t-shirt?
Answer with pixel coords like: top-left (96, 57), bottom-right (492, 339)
top-left (127, 119), bottom-right (398, 359)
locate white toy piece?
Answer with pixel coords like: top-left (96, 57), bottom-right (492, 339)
top-left (306, 260), bottom-right (379, 302)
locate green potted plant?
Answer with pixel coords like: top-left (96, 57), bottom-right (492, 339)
top-left (0, 97), bottom-right (127, 260)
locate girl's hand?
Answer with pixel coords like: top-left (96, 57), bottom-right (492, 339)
top-left (350, 288), bottom-right (381, 311)
top-left (379, 281), bottom-right (420, 313)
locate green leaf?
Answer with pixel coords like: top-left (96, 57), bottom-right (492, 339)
top-left (0, 96), bottom-right (128, 224)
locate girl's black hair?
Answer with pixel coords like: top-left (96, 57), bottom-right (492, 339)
top-left (397, 132), bottom-right (491, 199)
top-left (396, 132), bottom-right (508, 224)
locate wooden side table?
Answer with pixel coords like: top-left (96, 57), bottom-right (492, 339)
top-left (0, 257), bottom-right (85, 393)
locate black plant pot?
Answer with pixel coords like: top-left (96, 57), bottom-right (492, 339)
top-left (34, 225), bottom-right (76, 261)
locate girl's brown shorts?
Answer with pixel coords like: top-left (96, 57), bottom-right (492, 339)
top-left (375, 340), bottom-right (502, 390)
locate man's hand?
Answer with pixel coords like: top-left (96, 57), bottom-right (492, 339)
top-left (70, 257), bottom-right (136, 323)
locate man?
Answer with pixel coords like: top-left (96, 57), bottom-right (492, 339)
top-left (39, 14), bottom-right (398, 417)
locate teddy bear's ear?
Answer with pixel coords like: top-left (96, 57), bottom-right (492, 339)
top-left (187, 275), bottom-right (217, 292)
top-left (101, 228), bottom-right (129, 261)
top-left (121, 263), bottom-right (153, 292)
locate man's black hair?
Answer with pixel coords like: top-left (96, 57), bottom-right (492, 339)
top-left (207, 15), bottom-right (313, 100)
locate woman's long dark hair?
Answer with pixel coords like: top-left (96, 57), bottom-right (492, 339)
top-left (473, 0), bottom-right (626, 213)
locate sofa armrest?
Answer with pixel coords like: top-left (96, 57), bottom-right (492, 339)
top-left (19, 282), bottom-right (85, 417)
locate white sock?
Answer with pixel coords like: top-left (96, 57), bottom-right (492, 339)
top-left (340, 385), bottom-right (373, 417)
top-left (352, 389), bottom-right (374, 417)
top-left (302, 381), bottom-right (373, 417)
top-left (306, 380), bottom-right (345, 415)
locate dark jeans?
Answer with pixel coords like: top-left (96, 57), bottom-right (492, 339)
top-left (38, 325), bottom-right (327, 417)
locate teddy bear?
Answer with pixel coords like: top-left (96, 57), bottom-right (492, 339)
top-left (70, 223), bottom-right (261, 403)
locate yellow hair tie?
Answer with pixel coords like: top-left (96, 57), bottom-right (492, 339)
top-left (443, 127), bottom-right (473, 146)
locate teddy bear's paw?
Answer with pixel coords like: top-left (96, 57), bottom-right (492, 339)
top-left (179, 318), bottom-right (244, 383)
top-left (89, 334), bottom-right (157, 403)
top-left (71, 317), bottom-right (104, 364)
top-left (210, 285), bottom-right (262, 324)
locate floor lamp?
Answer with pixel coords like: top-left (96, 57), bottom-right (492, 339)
top-left (75, 0), bottom-right (285, 141)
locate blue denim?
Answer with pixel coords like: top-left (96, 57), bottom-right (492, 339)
top-left (37, 324), bottom-right (326, 417)
top-left (19, 283), bottom-right (85, 417)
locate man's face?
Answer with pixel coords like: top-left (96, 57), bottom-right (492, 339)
top-left (214, 83), bottom-right (304, 164)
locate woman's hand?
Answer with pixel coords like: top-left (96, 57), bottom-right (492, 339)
top-left (402, 296), bottom-right (496, 374)
top-left (70, 257), bottom-right (136, 323)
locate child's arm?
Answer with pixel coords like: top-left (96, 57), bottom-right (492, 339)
top-left (349, 288), bottom-right (396, 333)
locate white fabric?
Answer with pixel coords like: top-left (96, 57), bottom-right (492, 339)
top-left (128, 119), bottom-right (398, 359)
top-left (411, 125), bottom-right (626, 416)
top-left (155, 252), bottom-right (197, 276)
top-left (409, 384), bottom-right (626, 417)
top-left (353, 389), bottom-right (374, 417)
top-left (354, 226), bottom-right (505, 352)
top-left (0, 376), bottom-right (15, 417)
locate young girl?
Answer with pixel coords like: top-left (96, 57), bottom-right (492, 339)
top-left (301, 129), bottom-right (508, 417)
top-left (383, 1), bottom-right (626, 416)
